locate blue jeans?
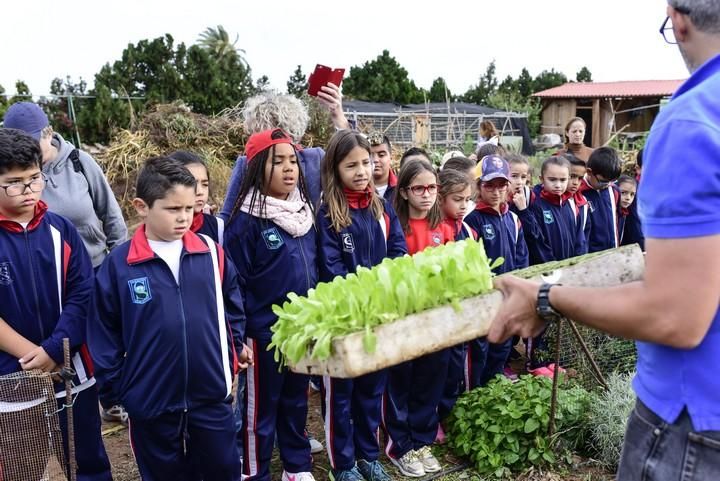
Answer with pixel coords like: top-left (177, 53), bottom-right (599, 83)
top-left (617, 399), bottom-right (720, 480)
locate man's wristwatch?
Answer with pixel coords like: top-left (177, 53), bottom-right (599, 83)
top-left (536, 283), bottom-right (562, 322)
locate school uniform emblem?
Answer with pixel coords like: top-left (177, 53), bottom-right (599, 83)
top-left (341, 233), bottom-right (355, 253)
top-left (0, 262), bottom-right (13, 286)
top-left (543, 210), bottom-right (554, 224)
top-left (431, 233), bottom-right (442, 245)
top-left (482, 224), bottom-right (496, 241)
top-left (262, 227), bottom-right (284, 250)
top-left (128, 277), bottom-right (152, 304)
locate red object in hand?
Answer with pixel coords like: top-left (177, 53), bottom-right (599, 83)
top-left (308, 64), bottom-right (345, 96)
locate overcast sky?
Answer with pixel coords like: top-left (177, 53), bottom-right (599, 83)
top-left (1, 0), bottom-right (688, 98)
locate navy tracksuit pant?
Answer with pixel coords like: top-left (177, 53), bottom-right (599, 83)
top-left (383, 349), bottom-right (450, 459)
top-left (129, 401), bottom-right (241, 481)
top-left (438, 343), bottom-right (467, 420)
top-left (243, 336), bottom-right (312, 481)
top-left (467, 337), bottom-right (513, 388)
top-left (321, 370), bottom-right (387, 471)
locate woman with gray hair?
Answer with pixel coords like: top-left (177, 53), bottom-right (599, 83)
top-left (220, 84), bottom-right (349, 219)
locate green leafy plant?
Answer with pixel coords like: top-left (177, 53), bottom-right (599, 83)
top-left (269, 240), bottom-right (499, 364)
top-left (585, 372), bottom-right (635, 468)
top-left (446, 375), bottom-right (590, 478)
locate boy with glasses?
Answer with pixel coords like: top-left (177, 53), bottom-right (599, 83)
top-left (0, 129), bottom-right (111, 480)
top-left (579, 147), bottom-right (622, 252)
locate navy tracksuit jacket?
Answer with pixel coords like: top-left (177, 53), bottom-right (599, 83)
top-left (528, 189), bottom-right (586, 263)
top-left (192, 211), bottom-right (226, 246)
top-left (317, 197), bottom-right (407, 471)
top-left (579, 178), bottom-right (620, 252)
top-left (224, 210), bottom-right (318, 481)
top-left (464, 202), bottom-right (529, 388)
top-left (0, 201), bottom-right (111, 480)
top-left (90, 227), bottom-right (245, 481)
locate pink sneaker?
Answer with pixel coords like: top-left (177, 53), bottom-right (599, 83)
top-left (435, 424), bottom-right (446, 444)
top-left (503, 366), bottom-right (518, 381)
top-left (528, 366), bottom-right (554, 378)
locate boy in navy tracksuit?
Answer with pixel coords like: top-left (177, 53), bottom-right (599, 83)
top-left (464, 155), bottom-right (529, 388)
top-left (565, 154), bottom-right (591, 255)
top-left (579, 147), bottom-right (622, 253)
top-left (369, 132), bottom-right (398, 203)
top-left (224, 129), bottom-right (319, 481)
top-left (90, 157), bottom-right (247, 481)
top-left (0, 129), bottom-right (111, 480)
top-left (317, 130), bottom-right (407, 481)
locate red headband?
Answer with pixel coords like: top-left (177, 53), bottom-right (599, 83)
top-left (245, 129), bottom-right (295, 163)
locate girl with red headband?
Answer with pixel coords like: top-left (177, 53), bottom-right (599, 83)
top-left (225, 129), bottom-right (318, 481)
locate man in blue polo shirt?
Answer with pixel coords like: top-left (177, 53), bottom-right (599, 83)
top-left (486, 2), bottom-right (720, 479)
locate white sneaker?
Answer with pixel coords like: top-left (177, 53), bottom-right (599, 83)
top-left (390, 450), bottom-right (425, 478)
top-left (309, 435), bottom-right (324, 454)
top-left (282, 471), bottom-right (316, 481)
top-left (416, 446), bottom-right (441, 473)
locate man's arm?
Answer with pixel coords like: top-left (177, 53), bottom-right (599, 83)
top-left (489, 235), bottom-right (720, 349)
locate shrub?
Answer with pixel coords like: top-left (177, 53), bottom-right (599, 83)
top-left (446, 375), bottom-right (590, 478)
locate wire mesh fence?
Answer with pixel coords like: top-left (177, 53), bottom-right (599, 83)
top-left (0, 370), bottom-right (70, 481)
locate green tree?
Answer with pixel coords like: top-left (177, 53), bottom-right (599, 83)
top-left (287, 65), bottom-right (308, 96)
top-left (487, 90), bottom-right (542, 137)
top-left (462, 61), bottom-right (498, 105)
top-left (428, 77), bottom-right (452, 102)
top-left (533, 69), bottom-right (568, 93)
top-left (343, 50), bottom-right (424, 104)
top-left (0, 84), bottom-right (8, 119)
top-left (255, 75), bottom-right (270, 93)
top-left (576, 66), bottom-right (593, 82)
top-left (41, 76), bottom-right (88, 144)
top-left (197, 25), bottom-right (247, 67)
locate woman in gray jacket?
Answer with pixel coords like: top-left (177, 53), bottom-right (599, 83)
top-left (3, 102), bottom-right (127, 267)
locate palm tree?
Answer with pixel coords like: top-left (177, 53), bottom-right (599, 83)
top-left (198, 25), bottom-right (247, 66)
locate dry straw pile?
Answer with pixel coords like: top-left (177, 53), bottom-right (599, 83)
top-left (95, 98), bottom-right (340, 228)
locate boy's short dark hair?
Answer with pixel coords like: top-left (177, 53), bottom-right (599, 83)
top-left (442, 156), bottom-right (475, 173)
top-left (400, 147), bottom-right (430, 168)
top-left (367, 131), bottom-right (391, 152)
top-left (587, 147), bottom-right (622, 180)
top-left (0, 129), bottom-right (42, 175)
top-left (617, 174), bottom-right (637, 187)
top-left (136, 156), bottom-right (197, 207)
top-left (564, 153), bottom-right (587, 168)
top-left (475, 143), bottom-right (506, 160)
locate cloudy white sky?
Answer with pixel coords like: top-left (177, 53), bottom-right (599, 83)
top-left (1, 0), bottom-right (688, 98)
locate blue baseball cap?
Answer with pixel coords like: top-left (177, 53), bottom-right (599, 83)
top-left (3, 102), bottom-right (49, 140)
top-left (475, 154), bottom-right (510, 182)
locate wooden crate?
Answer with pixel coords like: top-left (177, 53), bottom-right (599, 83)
top-left (289, 245), bottom-right (644, 378)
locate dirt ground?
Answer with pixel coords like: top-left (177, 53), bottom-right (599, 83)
top-left (100, 387), bottom-right (613, 481)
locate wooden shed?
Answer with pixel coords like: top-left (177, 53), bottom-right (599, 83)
top-left (533, 80), bottom-right (684, 147)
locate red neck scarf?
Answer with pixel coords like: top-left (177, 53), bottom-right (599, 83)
top-left (539, 188), bottom-right (572, 206)
top-left (344, 187), bottom-right (373, 209)
top-left (475, 199), bottom-right (508, 215)
top-left (190, 211), bottom-right (204, 232)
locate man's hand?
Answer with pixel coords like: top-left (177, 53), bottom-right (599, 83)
top-left (317, 83), bottom-right (350, 130)
top-left (488, 276), bottom-right (546, 343)
top-left (19, 346), bottom-right (58, 373)
top-left (237, 343), bottom-right (254, 370)
top-left (512, 192), bottom-right (527, 211)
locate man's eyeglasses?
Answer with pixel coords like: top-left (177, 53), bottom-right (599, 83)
top-left (0, 174), bottom-right (47, 197)
top-left (405, 184), bottom-right (439, 196)
top-left (660, 5), bottom-right (691, 45)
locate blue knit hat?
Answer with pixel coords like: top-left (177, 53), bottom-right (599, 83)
top-left (3, 102), bottom-right (49, 140)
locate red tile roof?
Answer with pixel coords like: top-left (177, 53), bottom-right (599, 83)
top-left (533, 80), bottom-right (685, 99)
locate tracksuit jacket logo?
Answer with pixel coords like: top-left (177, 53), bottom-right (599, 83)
top-left (128, 277), bottom-right (152, 304)
top-left (262, 227), bottom-right (284, 250)
top-left (482, 224), bottom-right (496, 241)
top-left (543, 210), bottom-right (555, 224)
top-left (0, 262), bottom-right (12, 286)
top-left (341, 233), bottom-right (355, 253)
